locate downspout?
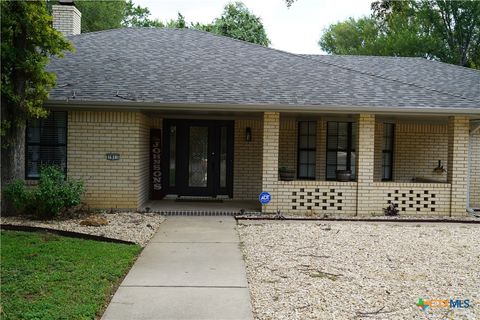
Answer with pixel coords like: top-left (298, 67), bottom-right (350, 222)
top-left (467, 120), bottom-right (480, 216)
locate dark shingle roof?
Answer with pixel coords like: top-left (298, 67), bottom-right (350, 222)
top-left (47, 28), bottom-right (480, 111)
top-left (302, 54), bottom-right (480, 104)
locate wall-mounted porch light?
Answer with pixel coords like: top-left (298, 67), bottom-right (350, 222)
top-left (245, 127), bottom-right (252, 142)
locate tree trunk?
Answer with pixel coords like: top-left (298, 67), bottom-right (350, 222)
top-left (1, 102), bottom-right (26, 215)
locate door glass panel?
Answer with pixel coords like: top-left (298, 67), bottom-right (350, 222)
top-left (220, 127), bottom-right (227, 188)
top-left (189, 127), bottom-right (208, 187)
top-left (169, 126), bottom-right (176, 187)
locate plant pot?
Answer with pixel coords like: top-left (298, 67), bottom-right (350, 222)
top-left (279, 169), bottom-right (295, 181)
top-left (336, 170), bottom-right (352, 182)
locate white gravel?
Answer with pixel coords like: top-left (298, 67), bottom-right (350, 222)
top-left (238, 221), bottom-right (480, 320)
top-left (1, 212), bottom-right (164, 247)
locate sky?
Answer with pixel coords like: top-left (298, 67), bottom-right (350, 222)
top-left (135, 0), bottom-right (373, 54)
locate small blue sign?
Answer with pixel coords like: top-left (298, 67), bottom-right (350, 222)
top-left (259, 192), bottom-right (271, 204)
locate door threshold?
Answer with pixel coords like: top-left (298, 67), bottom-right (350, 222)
top-left (175, 196), bottom-right (224, 203)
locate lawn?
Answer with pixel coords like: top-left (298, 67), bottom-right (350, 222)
top-left (1, 230), bottom-right (141, 320)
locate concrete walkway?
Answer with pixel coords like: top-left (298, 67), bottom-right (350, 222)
top-left (102, 217), bottom-right (253, 320)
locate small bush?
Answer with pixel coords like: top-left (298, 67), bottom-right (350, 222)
top-left (4, 165), bottom-right (85, 219)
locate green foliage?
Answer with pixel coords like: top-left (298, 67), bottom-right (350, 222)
top-left (319, 0), bottom-right (480, 68)
top-left (209, 2), bottom-right (270, 46)
top-left (1, 1), bottom-right (72, 145)
top-left (122, 0), bottom-right (164, 28)
top-left (75, 0), bottom-right (126, 32)
top-left (4, 165), bottom-right (85, 219)
top-left (1, 230), bottom-right (141, 320)
top-left (166, 12), bottom-right (187, 29)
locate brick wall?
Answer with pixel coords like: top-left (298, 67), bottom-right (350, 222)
top-left (394, 122), bottom-right (448, 182)
top-left (68, 111), bottom-right (145, 209)
top-left (470, 130), bottom-right (480, 208)
top-left (52, 5), bottom-right (81, 36)
top-left (278, 117), bottom-right (297, 174)
top-left (233, 119), bottom-right (263, 200)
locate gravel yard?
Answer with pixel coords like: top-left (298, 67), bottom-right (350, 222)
top-left (238, 221), bottom-right (480, 320)
top-left (1, 212), bottom-right (164, 247)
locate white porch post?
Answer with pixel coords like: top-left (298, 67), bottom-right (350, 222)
top-left (447, 116), bottom-right (469, 216)
top-left (356, 114), bottom-right (376, 215)
top-left (262, 112), bottom-right (280, 213)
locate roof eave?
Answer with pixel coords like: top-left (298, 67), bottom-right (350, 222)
top-left (45, 99), bottom-right (480, 117)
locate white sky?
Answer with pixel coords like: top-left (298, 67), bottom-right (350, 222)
top-left (135, 0), bottom-right (373, 54)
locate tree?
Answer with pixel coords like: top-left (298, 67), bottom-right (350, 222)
top-left (122, 0), bottom-right (164, 28)
top-left (47, 0), bottom-right (163, 32)
top-left (1, 1), bottom-right (72, 211)
top-left (209, 2), bottom-right (270, 46)
top-left (165, 13), bottom-right (187, 29)
top-left (320, 0), bottom-right (480, 68)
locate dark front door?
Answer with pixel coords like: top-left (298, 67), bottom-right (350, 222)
top-left (163, 119), bottom-right (234, 197)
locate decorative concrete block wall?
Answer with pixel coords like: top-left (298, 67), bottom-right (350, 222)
top-left (369, 182), bottom-right (451, 215)
top-left (68, 111), bottom-right (145, 209)
top-left (274, 181), bottom-right (357, 215)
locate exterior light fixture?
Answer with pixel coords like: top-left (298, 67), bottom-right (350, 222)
top-left (245, 127), bottom-right (252, 142)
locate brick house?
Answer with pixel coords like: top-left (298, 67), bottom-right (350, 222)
top-left (31, 3), bottom-right (480, 216)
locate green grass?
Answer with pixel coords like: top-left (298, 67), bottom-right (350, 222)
top-left (1, 230), bottom-right (141, 320)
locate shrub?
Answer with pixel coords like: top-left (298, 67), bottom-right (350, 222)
top-left (4, 165), bottom-right (85, 219)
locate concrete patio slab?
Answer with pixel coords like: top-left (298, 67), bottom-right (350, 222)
top-left (102, 216), bottom-right (253, 320)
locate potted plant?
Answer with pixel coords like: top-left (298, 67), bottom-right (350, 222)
top-left (336, 169), bottom-right (352, 182)
top-left (279, 166), bottom-right (295, 181)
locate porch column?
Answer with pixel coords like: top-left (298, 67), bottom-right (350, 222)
top-left (447, 116), bottom-right (469, 216)
top-left (262, 112), bottom-right (280, 213)
top-left (356, 114), bottom-right (375, 215)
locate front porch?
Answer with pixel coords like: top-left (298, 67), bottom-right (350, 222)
top-left (259, 112), bottom-right (473, 216)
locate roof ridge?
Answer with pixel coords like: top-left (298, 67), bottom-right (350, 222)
top-left (301, 54), bottom-right (424, 60)
top-left (299, 54), bottom-right (480, 103)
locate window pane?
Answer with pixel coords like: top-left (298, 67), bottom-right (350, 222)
top-left (299, 150), bottom-right (307, 164)
top-left (307, 165), bottom-right (315, 179)
top-left (383, 152), bottom-right (392, 166)
top-left (308, 151), bottom-right (315, 164)
top-left (308, 122), bottom-right (316, 135)
top-left (338, 122), bottom-right (348, 135)
top-left (384, 166), bottom-right (392, 180)
top-left (326, 165), bottom-right (337, 179)
top-left (350, 152), bottom-right (356, 177)
top-left (327, 122), bottom-right (337, 135)
top-left (26, 112), bottom-right (67, 179)
top-left (338, 134), bottom-right (348, 150)
top-left (220, 127), bottom-right (227, 188)
top-left (308, 136), bottom-right (316, 149)
top-left (337, 151), bottom-right (347, 167)
top-left (299, 136), bottom-right (309, 148)
top-left (299, 122), bottom-right (309, 135)
top-left (327, 135), bottom-right (337, 149)
top-left (169, 126), bottom-right (176, 187)
top-left (327, 151), bottom-right (337, 165)
top-left (299, 164), bottom-right (308, 178)
top-left (188, 126), bottom-right (208, 187)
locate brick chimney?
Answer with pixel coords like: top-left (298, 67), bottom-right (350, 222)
top-left (52, 0), bottom-right (81, 36)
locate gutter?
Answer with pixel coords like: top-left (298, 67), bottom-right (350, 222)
top-left (467, 120), bottom-right (480, 216)
top-left (45, 99), bottom-right (480, 116)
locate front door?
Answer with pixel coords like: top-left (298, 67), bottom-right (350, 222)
top-left (163, 119), bottom-right (234, 197)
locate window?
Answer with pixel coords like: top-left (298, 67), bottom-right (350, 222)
top-left (297, 121), bottom-right (316, 179)
top-left (26, 111), bottom-right (67, 179)
top-left (326, 121), bottom-right (356, 180)
top-left (382, 123), bottom-right (395, 181)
